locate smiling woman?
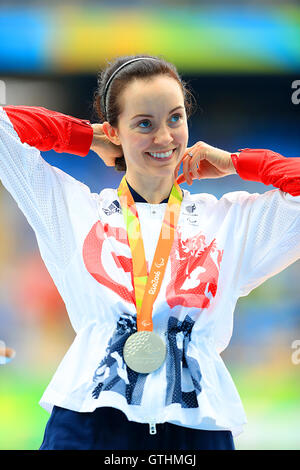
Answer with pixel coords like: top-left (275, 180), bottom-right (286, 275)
top-left (102, 74), bottom-right (189, 204)
top-left (93, 54), bottom-right (197, 174)
top-left (91, 55), bottom-right (236, 202)
top-left (1, 52), bottom-right (300, 451)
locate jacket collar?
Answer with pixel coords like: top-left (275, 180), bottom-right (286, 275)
top-left (126, 179), bottom-right (170, 204)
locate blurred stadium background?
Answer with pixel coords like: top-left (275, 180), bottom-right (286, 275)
top-left (0, 0), bottom-right (300, 450)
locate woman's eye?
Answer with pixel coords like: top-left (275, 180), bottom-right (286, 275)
top-left (137, 113), bottom-right (182, 129)
top-left (170, 113), bottom-right (182, 122)
top-left (138, 120), bottom-right (151, 128)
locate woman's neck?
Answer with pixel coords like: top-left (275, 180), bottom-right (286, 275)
top-left (125, 172), bottom-right (176, 204)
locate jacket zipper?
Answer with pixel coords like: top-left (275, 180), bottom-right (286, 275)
top-left (149, 420), bottom-right (157, 435)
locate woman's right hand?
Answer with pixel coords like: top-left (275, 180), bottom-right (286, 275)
top-left (90, 123), bottom-right (123, 167)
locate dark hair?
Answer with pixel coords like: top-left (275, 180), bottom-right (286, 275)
top-left (93, 53), bottom-right (197, 172)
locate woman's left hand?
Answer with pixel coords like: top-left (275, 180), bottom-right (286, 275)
top-left (174, 141), bottom-right (237, 185)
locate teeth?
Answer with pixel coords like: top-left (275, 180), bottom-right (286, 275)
top-left (148, 149), bottom-right (174, 158)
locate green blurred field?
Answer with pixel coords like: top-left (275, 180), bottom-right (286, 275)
top-left (231, 366), bottom-right (300, 450)
top-left (0, 366), bottom-right (299, 450)
top-left (0, 369), bottom-right (49, 450)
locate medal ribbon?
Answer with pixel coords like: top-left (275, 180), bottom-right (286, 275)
top-left (117, 176), bottom-right (183, 331)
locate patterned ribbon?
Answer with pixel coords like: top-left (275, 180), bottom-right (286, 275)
top-left (117, 176), bottom-right (183, 331)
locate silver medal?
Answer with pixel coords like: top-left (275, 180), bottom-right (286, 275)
top-left (123, 331), bottom-right (166, 374)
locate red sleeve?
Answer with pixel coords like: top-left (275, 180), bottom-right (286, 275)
top-left (3, 105), bottom-right (93, 157)
top-left (231, 149), bottom-right (300, 197)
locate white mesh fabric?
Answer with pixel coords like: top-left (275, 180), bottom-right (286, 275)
top-left (0, 106), bottom-right (76, 270)
top-left (221, 189), bottom-right (300, 297)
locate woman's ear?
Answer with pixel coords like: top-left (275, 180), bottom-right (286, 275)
top-left (102, 122), bottom-right (121, 146)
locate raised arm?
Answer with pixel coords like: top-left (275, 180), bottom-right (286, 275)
top-left (231, 148), bottom-right (300, 197)
top-left (3, 105), bottom-right (93, 156)
top-left (0, 105), bottom-right (124, 271)
top-left (0, 105), bottom-right (94, 271)
top-left (175, 142), bottom-right (300, 197)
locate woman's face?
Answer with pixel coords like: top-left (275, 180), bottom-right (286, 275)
top-left (112, 75), bottom-right (189, 178)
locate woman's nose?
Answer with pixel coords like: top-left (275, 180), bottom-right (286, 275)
top-left (153, 126), bottom-right (173, 146)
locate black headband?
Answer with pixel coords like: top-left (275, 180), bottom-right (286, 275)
top-left (103, 57), bottom-right (158, 118)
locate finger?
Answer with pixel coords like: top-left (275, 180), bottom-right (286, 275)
top-left (106, 150), bottom-right (123, 167)
top-left (107, 154), bottom-right (122, 167)
top-left (177, 156), bottom-right (202, 184)
top-left (188, 153), bottom-right (200, 180)
top-left (174, 148), bottom-right (190, 182)
top-left (176, 173), bottom-right (186, 184)
top-left (101, 155), bottom-right (116, 167)
top-left (182, 154), bottom-right (192, 185)
top-left (174, 159), bottom-right (182, 180)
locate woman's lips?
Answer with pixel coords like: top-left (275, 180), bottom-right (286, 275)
top-left (145, 148), bottom-right (176, 161)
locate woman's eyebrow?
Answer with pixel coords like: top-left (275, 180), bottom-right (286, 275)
top-left (131, 105), bottom-right (184, 120)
